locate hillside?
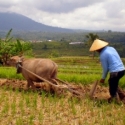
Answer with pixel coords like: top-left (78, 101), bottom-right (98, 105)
top-left (0, 12), bottom-right (73, 32)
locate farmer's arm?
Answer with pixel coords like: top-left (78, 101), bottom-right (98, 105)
top-left (100, 54), bottom-right (109, 80)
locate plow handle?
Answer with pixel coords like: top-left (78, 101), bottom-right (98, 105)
top-left (89, 81), bottom-right (98, 98)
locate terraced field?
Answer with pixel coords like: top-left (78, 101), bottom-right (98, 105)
top-left (0, 56), bottom-right (125, 125)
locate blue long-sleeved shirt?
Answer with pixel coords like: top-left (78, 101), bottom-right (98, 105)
top-left (100, 46), bottom-right (125, 79)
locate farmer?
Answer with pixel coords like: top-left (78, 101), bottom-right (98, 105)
top-left (89, 39), bottom-right (125, 103)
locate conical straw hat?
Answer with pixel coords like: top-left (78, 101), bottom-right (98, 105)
top-left (89, 39), bottom-right (109, 51)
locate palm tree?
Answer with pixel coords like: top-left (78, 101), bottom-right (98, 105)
top-left (86, 33), bottom-right (99, 59)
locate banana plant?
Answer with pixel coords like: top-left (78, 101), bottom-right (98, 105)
top-left (0, 29), bottom-right (13, 65)
top-left (0, 29), bottom-right (32, 66)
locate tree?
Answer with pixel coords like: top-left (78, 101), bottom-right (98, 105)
top-left (0, 29), bottom-right (32, 65)
top-left (85, 33), bottom-right (99, 59)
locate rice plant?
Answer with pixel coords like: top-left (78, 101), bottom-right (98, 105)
top-left (0, 57), bottom-right (125, 125)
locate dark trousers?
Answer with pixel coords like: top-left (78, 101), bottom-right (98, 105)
top-left (108, 70), bottom-right (125, 97)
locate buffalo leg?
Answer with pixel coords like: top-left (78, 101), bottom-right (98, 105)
top-left (27, 79), bottom-right (36, 90)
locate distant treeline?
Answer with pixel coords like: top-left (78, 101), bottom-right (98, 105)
top-left (31, 41), bottom-right (88, 58)
top-left (31, 41), bottom-right (125, 58)
top-left (0, 30), bottom-right (125, 57)
top-left (0, 30), bottom-right (125, 43)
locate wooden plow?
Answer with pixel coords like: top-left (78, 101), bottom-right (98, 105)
top-left (89, 80), bottom-right (99, 99)
top-left (18, 64), bottom-right (84, 98)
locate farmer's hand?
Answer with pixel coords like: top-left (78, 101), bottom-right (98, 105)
top-left (100, 79), bottom-right (105, 83)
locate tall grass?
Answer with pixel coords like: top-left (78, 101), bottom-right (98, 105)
top-left (1, 87), bottom-right (125, 125)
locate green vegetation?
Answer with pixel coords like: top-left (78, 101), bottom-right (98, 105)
top-left (1, 30), bottom-right (125, 59)
top-left (32, 41), bottom-right (88, 58)
top-left (0, 30), bottom-right (125, 124)
top-left (32, 41), bottom-right (125, 58)
top-left (0, 57), bottom-right (125, 87)
top-left (1, 30), bottom-right (125, 43)
top-left (0, 29), bottom-right (32, 65)
top-left (0, 57), bottom-right (125, 125)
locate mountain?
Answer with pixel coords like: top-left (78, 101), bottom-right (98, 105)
top-left (0, 12), bottom-right (74, 32)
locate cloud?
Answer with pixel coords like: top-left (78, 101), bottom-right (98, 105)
top-left (35, 0), bottom-right (103, 13)
top-left (0, 0), bottom-right (125, 31)
top-left (103, 0), bottom-right (125, 18)
top-left (0, 0), bottom-right (104, 13)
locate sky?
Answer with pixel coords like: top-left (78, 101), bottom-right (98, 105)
top-left (0, 0), bottom-right (125, 31)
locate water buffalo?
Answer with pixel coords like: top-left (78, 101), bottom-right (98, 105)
top-left (9, 56), bottom-right (58, 89)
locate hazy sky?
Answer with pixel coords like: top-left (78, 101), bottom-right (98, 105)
top-left (0, 0), bottom-right (125, 31)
